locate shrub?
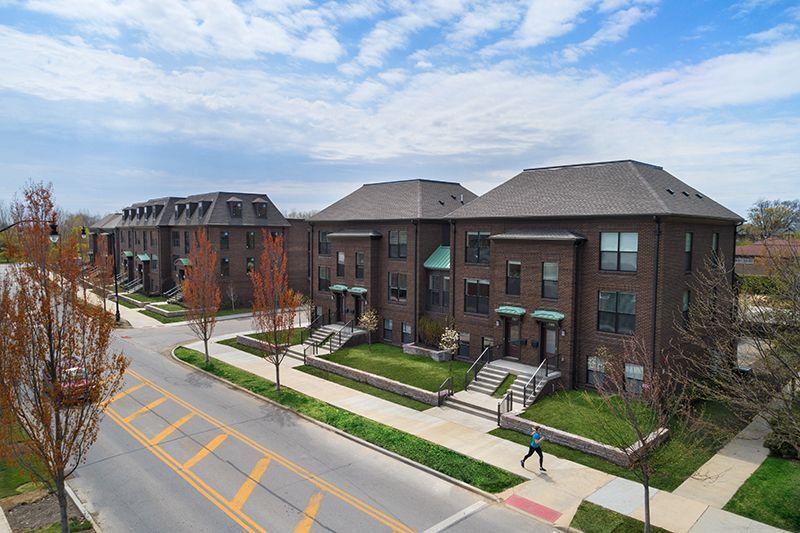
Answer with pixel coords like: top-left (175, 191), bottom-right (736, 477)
top-left (738, 275), bottom-right (776, 295)
top-left (418, 316), bottom-right (445, 347)
top-left (764, 430), bottom-right (799, 459)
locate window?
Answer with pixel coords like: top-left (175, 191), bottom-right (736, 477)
top-left (735, 256), bottom-right (754, 265)
top-left (506, 261), bottom-right (520, 295)
top-left (684, 232), bottom-right (693, 271)
top-left (127, 231), bottom-right (131, 245)
top-left (254, 202), bottom-right (267, 218)
top-left (458, 333), bottom-right (470, 358)
top-left (464, 279), bottom-right (490, 315)
top-left (465, 231), bottom-right (490, 264)
top-left (336, 251), bottom-right (345, 277)
top-left (600, 232), bottom-right (638, 272)
top-left (121, 231), bottom-right (125, 245)
top-left (712, 232), bottom-right (719, 257)
top-left (229, 202), bottom-right (242, 217)
top-left (319, 231), bottom-right (330, 255)
top-left (542, 262), bottom-right (559, 299)
top-left (151, 230), bottom-right (156, 246)
top-left (625, 363), bottom-right (644, 393)
top-left (682, 290), bottom-right (691, 324)
top-left (220, 231), bottom-right (229, 250)
top-left (383, 319), bottom-right (393, 341)
top-left (388, 272), bottom-right (407, 302)
top-left (598, 291), bottom-right (636, 334)
top-left (427, 273), bottom-right (450, 311)
top-left (172, 231), bottom-right (179, 247)
top-left (143, 231), bottom-right (147, 250)
top-left (246, 257), bottom-right (255, 273)
top-left (355, 252), bottom-right (364, 279)
top-left (220, 257), bottom-right (230, 277)
top-left (587, 356), bottom-right (605, 385)
top-left (135, 231), bottom-right (140, 245)
top-left (151, 254), bottom-right (158, 272)
top-left (172, 254), bottom-right (178, 272)
top-left (402, 322), bottom-right (412, 344)
top-left (318, 266), bottom-right (330, 291)
top-left (389, 230), bottom-right (408, 258)
top-left (482, 337), bottom-right (494, 358)
top-left (246, 231), bottom-right (255, 250)
top-left (184, 231), bottom-right (190, 254)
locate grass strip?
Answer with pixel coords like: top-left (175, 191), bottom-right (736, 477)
top-left (246, 328), bottom-right (304, 347)
top-left (116, 298), bottom-right (138, 309)
top-left (124, 292), bottom-right (165, 303)
top-left (492, 374), bottom-right (516, 398)
top-left (153, 303), bottom-right (186, 312)
top-left (296, 365), bottom-right (431, 411)
top-left (570, 501), bottom-right (670, 533)
top-left (33, 519), bottom-right (93, 532)
top-left (724, 456), bottom-right (800, 531)
top-left (140, 309), bottom-right (185, 323)
top-left (324, 343), bottom-right (472, 392)
top-left (175, 346), bottom-right (523, 493)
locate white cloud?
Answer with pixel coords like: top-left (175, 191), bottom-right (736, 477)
top-left (447, 2), bottom-right (521, 46)
top-left (562, 5), bottom-right (655, 62)
top-left (746, 23), bottom-right (797, 43)
top-left (487, 0), bottom-right (596, 53)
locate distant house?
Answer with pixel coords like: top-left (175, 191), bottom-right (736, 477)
top-left (735, 238), bottom-right (799, 276)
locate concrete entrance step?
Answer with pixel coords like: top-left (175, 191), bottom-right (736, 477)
top-left (444, 396), bottom-right (496, 422)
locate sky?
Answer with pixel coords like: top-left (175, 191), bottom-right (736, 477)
top-left (0, 0), bottom-right (799, 218)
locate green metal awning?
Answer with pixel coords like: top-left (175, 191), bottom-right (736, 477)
top-left (137, 253), bottom-right (151, 262)
top-left (122, 250), bottom-right (133, 257)
top-left (176, 258), bottom-right (190, 266)
top-left (329, 284), bottom-right (348, 293)
top-left (424, 245), bottom-right (450, 271)
top-left (349, 286), bottom-right (367, 295)
top-left (531, 310), bottom-right (565, 321)
top-left (496, 305), bottom-right (526, 317)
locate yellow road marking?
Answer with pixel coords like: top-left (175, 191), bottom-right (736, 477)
top-left (230, 457), bottom-right (272, 510)
top-left (105, 406), bottom-right (265, 533)
top-left (105, 382), bottom-right (145, 405)
top-left (123, 396), bottom-right (168, 422)
top-left (126, 369), bottom-right (413, 533)
top-left (293, 492), bottom-right (324, 533)
top-left (150, 412), bottom-right (194, 445)
top-left (183, 433), bottom-right (229, 470)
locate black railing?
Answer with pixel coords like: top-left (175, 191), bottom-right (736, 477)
top-left (301, 314), bottom-right (323, 344)
top-left (497, 390), bottom-right (513, 425)
top-left (329, 318), bottom-right (354, 353)
top-left (522, 359), bottom-right (548, 406)
top-left (437, 376), bottom-right (453, 406)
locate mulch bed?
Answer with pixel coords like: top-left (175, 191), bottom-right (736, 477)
top-left (2, 490), bottom-right (85, 532)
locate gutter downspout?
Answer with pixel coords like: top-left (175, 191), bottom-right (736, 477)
top-left (571, 239), bottom-right (582, 389)
top-left (309, 222), bottom-right (315, 303)
top-left (413, 219), bottom-right (419, 343)
top-left (651, 216), bottom-right (661, 366)
top-left (450, 219), bottom-right (456, 321)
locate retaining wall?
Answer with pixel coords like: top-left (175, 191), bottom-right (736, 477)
top-left (144, 303), bottom-right (186, 318)
top-left (403, 343), bottom-right (450, 362)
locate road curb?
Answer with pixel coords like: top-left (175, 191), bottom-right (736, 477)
top-left (0, 503), bottom-right (11, 533)
top-left (169, 347), bottom-right (504, 504)
top-left (65, 481), bottom-right (103, 533)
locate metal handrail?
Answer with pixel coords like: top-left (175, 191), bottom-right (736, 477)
top-left (437, 376), bottom-right (454, 406)
top-left (497, 390), bottom-right (513, 425)
top-left (303, 344), bottom-right (312, 364)
top-left (302, 314), bottom-right (323, 344)
top-left (329, 318), bottom-right (355, 353)
top-left (464, 346), bottom-right (492, 390)
top-left (523, 358), bottom-right (547, 406)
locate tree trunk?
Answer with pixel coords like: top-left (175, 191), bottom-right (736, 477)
top-left (203, 338), bottom-right (209, 367)
top-left (642, 471), bottom-right (651, 533)
top-left (55, 469), bottom-right (69, 533)
top-left (275, 361), bottom-right (281, 392)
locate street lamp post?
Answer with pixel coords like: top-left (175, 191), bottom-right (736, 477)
top-left (0, 219), bottom-right (59, 243)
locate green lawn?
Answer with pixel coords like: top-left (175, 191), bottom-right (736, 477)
top-left (140, 309), bottom-right (185, 323)
top-left (175, 347), bottom-right (523, 493)
top-left (324, 343), bottom-right (472, 392)
top-left (570, 501), bottom-right (670, 533)
top-left (724, 456), bottom-right (800, 531)
top-left (152, 303), bottom-right (186, 312)
top-left (497, 392), bottom-right (744, 491)
top-left (117, 298), bottom-right (138, 309)
top-left (296, 365), bottom-right (432, 411)
top-left (0, 457), bottom-right (35, 498)
top-left (246, 328), bottom-right (304, 347)
top-left (217, 306), bottom-right (252, 317)
top-left (124, 292), bottom-right (165, 303)
top-left (493, 374), bottom-right (516, 398)
top-left (33, 519), bottom-right (93, 532)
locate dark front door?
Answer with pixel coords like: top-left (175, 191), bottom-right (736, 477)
top-left (335, 293), bottom-right (344, 322)
top-left (353, 296), bottom-right (362, 324)
top-left (126, 258), bottom-right (134, 282)
top-left (541, 324), bottom-right (558, 367)
top-left (504, 317), bottom-right (521, 359)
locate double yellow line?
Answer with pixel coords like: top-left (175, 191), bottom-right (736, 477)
top-left (108, 369), bottom-right (413, 533)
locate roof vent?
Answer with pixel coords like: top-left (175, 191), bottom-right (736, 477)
top-left (695, 193), bottom-right (703, 199)
top-left (450, 194), bottom-right (457, 200)
top-left (666, 188), bottom-right (674, 195)
top-left (681, 191), bottom-right (690, 197)
top-left (460, 194), bottom-right (464, 204)
top-left (438, 200), bottom-right (445, 206)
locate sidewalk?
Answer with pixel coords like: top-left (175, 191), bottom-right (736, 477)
top-left (183, 333), bottom-right (784, 532)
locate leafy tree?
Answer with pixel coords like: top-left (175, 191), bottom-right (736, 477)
top-left (182, 228), bottom-right (221, 366)
top-left (0, 182), bottom-right (128, 533)
top-left (251, 231), bottom-right (300, 391)
top-left (745, 199), bottom-right (800, 240)
top-left (439, 326), bottom-right (460, 379)
top-left (358, 308), bottom-right (379, 350)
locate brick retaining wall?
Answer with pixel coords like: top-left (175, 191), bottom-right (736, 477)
top-left (306, 356), bottom-right (440, 405)
top-left (500, 413), bottom-right (669, 467)
top-left (144, 303), bottom-right (186, 318)
top-left (402, 343), bottom-right (450, 362)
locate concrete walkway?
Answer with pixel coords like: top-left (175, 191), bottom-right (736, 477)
top-left (182, 333), bottom-right (784, 532)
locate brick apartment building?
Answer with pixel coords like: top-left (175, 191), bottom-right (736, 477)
top-left (307, 179), bottom-right (478, 343)
top-left (90, 192), bottom-right (310, 304)
top-left (308, 161), bottom-right (742, 390)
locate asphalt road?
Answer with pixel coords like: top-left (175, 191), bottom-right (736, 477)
top-left (69, 319), bottom-right (553, 532)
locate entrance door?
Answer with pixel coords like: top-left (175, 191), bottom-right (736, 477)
top-left (504, 317), bottom-right (521, 359)
top-left (126, 258), bottom-right (134, 282)
top-left (353, 296), bottom-right (362, 324)
top-left (541, 324), bottom-right (557, 367)
top-left (335, 293), bottom-right (344, 322)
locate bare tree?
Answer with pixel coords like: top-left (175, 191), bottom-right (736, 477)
top-left (743, 199), bottom-right (800, 240)
top-left (675, 250), bottom-right (799, 458)
top-left (92, 234), bottom-right (115, 313)
top-left (358, 307), bottom-right (379, 350)
top-left (0, 182), bottom-right (128, 533)
top-left (251, 231), bottom-right (300, 391)
top-left (182, 229), bottom-right (221, 366)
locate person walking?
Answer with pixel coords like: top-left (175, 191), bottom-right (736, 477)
top-left (521, 425), bottom-right (546, 471)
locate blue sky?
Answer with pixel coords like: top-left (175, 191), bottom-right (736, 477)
top-left (1, 0), bottom-right (799, 217)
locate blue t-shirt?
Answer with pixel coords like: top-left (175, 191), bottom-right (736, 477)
top-left (531, 432), bottom-right (541, 448)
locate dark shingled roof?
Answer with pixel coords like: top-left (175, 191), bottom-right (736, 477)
top-left (90, 212), bottom-right (122, 231)
top-left (448, 160), bottom-right (743, 222)
top-left (309, 179), bottom-right (477, 222)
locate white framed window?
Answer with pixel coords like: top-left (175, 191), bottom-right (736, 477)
top-left (587, 356), bottom-right (605, 385)
top-left (625, 363), bottom-right (644, 393)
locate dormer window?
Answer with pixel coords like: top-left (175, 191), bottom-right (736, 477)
top-left (174, 204), bottom-right (184, 218)
top-left (227, 197), bottom-right (243, 217)
top-left (145, 206), bottom-right (152, 218)
top-left (198, 202), bottom-right (204, 217)
top-left (253, 199), bottom-right (268, 218)
top-left (154, 205), bottom-right (163, 217)
top-left (188, 203), bottom-right (197, 217)
top-left (137, 207), bottom-right (143, 218)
